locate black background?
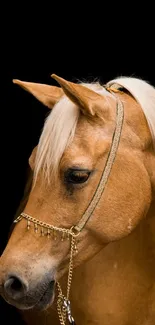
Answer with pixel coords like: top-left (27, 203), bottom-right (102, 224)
top-left (1, 9), bottom-right (155, 323)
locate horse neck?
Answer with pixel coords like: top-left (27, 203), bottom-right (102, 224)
top-left (70, 199), bottom-right (155, 288)
top-left (73, 198), bottom-right (155, 275)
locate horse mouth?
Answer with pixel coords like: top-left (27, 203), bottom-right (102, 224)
top-left (34, 280), bottom-right (56, 310)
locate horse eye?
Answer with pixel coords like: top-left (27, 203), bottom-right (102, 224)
top-left (65, 169), bottom-right (91, 184)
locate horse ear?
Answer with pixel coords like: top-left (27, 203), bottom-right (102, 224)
top-left (51, 74), bottom-right (110, 117)
top-left (13, 79), bottom-right (64, 109)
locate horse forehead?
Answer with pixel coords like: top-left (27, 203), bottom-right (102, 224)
top-left (75, 120), bottom-right (99, 139)
top-left (73, 119), bottom-right (103, 146)
top-left (63, 127), bottom-right (109, 165)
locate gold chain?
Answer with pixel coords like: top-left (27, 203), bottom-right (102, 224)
top-left (14, 213), bottom-right (77, 324)
top-left (57, 235), bottom-right (76, 324)
top-left (15, 213), bottom-right (78, 237)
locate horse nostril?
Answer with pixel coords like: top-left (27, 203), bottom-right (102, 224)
top-left (4, 276), bottom-right (28, 300)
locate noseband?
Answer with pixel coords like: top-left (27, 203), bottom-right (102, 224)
top-left (14, 87), bottom-right (124, 325)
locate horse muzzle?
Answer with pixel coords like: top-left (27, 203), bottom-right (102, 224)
top-left (0, 273), bottom-right (56, 310)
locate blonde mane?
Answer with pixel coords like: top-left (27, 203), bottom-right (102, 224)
top-left (107, 77), bottom-right (155, 148)
top-left (34, 78), bottom-right (155, 183)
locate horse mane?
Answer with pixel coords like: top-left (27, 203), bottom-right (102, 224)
top-left (33, 77), bottom-right (155, 184)
top-left (107, 77), bottom-right (155, 149)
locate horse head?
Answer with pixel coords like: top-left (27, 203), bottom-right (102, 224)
top-left (0, 74), bottom-right (154, 314)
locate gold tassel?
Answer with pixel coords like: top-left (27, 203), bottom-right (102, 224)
top-left (41, 227), bottom-right (44, 236)
top-left (61, 232), bottom-right (65, 241)
top-left (34, 223), bottom-right (38, 233)
top-left (53, 229), bottom-right (57, 240)
top-left (74, 243), bottom-right (78, 254)
top-left (47, 229), bottom-right (51, 239)
top-left (27, 220), bottom-right (30, 230)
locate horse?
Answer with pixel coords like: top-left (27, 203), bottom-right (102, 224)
top-left (0, 73), bottom-right (155, 325)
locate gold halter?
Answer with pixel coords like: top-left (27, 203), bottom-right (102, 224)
top-left (14, 88), bottom-right (124, 325)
